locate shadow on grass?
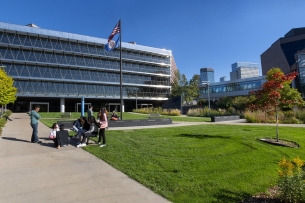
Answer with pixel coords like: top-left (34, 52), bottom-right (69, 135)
top-left (212, 189), bottom-right (280, 203)
top-left (176, 133), bottom-right (231, 139)
top-left (211, 189), bottom-right (250, 203)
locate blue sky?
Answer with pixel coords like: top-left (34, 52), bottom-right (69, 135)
top-left (1, 0), bottom-right (305, 82)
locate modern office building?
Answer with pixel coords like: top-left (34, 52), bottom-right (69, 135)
top-left (261, 27), bottom-right (305, 98)
top-left (261, 27), bottom-right (305, 75)
top-left (296, 53), bottom-right (305, 97)
top-left (199, 76), bottom-right (265, 100)
top-left (220, 76), bottom-right (226, 82)
top-left (200, 68), bottom-right (215, 83)
top-left (230, 62), bottom-right (259, 80)
top-left (0, 22), bottom-right (174, 112)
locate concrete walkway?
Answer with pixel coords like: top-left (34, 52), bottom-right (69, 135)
top-left (0, 113), bottom-right (171, 203)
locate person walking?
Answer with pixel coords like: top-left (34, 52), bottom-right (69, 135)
top-left (87, 105), bottom-right (93, 118)
top-left (30, 105), bottom-right (42, 143)
top-left (98, 107), bottom-right (108, 147)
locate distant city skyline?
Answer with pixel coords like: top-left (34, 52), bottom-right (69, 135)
top-left (0, 0), bottom-right (304, 82)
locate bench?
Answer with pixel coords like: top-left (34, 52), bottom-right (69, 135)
top-left (85, 133), bottom-right (99, 145)
top-left (61, 112), bottom-right (71, 118)
top-left (211, 115), bottom-right (240, 122)
top-left (148, 114), bottom-right (161, 118)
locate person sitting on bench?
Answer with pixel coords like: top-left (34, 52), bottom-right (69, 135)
top-left (110, 110), bottom-right (119, 121)
top-left (77, 116), bottom-right (99, 148)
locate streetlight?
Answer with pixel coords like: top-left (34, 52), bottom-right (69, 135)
top-left (201, 81), bottom-right (210, 112)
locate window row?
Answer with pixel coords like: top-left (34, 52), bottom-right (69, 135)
top-left (3, 63), bottom-right (170, 86)
top-left (0, 47), bottom-right (170, 75)
top-left (14, 80), bottom-right (170, 98)
top-left (200, 81), bottom-right (262, 94)
top-left (0, 32), bottom-right (170, 64)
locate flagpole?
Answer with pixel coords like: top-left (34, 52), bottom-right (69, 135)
top-left (119, 19), bottom-right (123, 120)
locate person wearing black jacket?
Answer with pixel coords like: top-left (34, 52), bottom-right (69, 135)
top-left (55, 124), bottom-right (70, 149)
top-left (77, 116), bottom-right (99, 148)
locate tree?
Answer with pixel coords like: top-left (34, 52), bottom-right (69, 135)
top-left (231, 96), bottom-right (255, 113)
top-left (170, 72), bottom-right (200, 106)
top-left (170, 69), bottom-right (183, 97)
top-left (184, 74), bottom-right (200, 105)
top-left (0, 68), bottom-right (17, 108)
top-left (249, 68), bottom-right (304, 141)
top-left (216, 96), bottom-right (233, 109)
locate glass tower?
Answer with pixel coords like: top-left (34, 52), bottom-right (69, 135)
top-left (200, 68), bottom-right (215, 83)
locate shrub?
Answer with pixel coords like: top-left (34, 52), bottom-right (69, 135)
top-left (187, 107), bottom-right (231, 117)
top-left (244, 110), bottom-right (301, 124)
top-left (294, 108), bottom-right (305, 124)
top-left (5, 109), bottom-right (12, 116)
top-left (132, 107), bottom-right (180, 116)
top-left (277, 157), bottom-right (305, 202)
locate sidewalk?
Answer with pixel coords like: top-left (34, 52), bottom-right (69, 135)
top-left (0, 113), bottom-right (170, 203)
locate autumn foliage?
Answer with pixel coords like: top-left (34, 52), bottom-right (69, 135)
top-left (249, 68), bottom-right (304, 113)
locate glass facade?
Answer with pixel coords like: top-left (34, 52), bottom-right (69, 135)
top-left (0, 22), bottom-right (172, 112)
top-left (199, 79), bottom-right (263, 95)
top-left (297, 53), bottom-right (305, 97)
top-left (200, 68), bottom-right (215, 83)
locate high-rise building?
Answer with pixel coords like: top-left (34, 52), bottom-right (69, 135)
top-left (200, 68), bottom-right (215, 83)
top-left (261, 27), bottom-right (305, 75)
top-left (261, 27), bottom-right (305, 98)
top-left (230, 62), bottom-right (259, 80)
top-left (0, 22), bottom-right (175, 112)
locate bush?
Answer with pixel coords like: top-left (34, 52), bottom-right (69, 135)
top-left (244, 110), bottom-right (302, 124)
top-left (187, 107), bottom-right (233, 117)
top-left (278, 157), bottom-right (305, 202)
top-left (5, 109), bottom-right (12, 117)
top-left (132, 107), bottom-right (180, 116)
top-left (294, 108), bottom-right (305, 124)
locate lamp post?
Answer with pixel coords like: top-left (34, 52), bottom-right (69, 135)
top-left (201, 81), bottom-right (210, 112)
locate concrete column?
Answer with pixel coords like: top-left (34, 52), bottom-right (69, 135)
top-left (60, 98), bottom-right (65, 113)
top-left (81, 96), bottom-right (85, 116)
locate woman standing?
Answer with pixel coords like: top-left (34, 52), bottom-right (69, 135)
top-left (98, 107), bottom-right (108, 147)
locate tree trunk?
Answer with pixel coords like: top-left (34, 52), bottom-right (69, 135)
top-left (276, 111), bottom-right (279, 142)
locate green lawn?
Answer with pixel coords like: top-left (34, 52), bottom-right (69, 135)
top-left (79, 124), bottom-right (305, 203)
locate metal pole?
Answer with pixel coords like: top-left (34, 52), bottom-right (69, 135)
top-left (119, 19), bottom-right (123, 120)
top-left (208, 83), bottom-right (210, 110)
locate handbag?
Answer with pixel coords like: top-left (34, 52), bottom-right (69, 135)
top-left (100, 121), bottom-right (108, 129)
top-left (49, 135), bottom-right (54, 139)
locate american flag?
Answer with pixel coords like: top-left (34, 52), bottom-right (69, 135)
top-left (108, 21), bottom-right (120, 42)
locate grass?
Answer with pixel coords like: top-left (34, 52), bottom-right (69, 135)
top-left (0, 118), bottom-right (7, 135)
top-left (77, 124), bottom-right (305, 203)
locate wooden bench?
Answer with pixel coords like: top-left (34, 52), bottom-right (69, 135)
top-left (61, 112), bottom-right (71, 118)
top-left (148, 113), bottom-right (161, 118)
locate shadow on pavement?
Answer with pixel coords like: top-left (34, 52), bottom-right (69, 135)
top-left (1, 137), bottom-right (31, 143)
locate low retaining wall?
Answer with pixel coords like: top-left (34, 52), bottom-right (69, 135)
top-left (58, 118), bottom-right (172, 128)
top-left (211, 115), bottom-right (240, 122)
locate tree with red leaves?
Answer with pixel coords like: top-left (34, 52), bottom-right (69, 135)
top-left (249, 68), bottom-right (304, 141)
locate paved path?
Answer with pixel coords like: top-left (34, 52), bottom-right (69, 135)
top-left (0, 113), bottom-right (171, 203)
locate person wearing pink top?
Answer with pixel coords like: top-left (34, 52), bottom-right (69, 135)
top-left (97, 107), bottom-right (108, 147)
